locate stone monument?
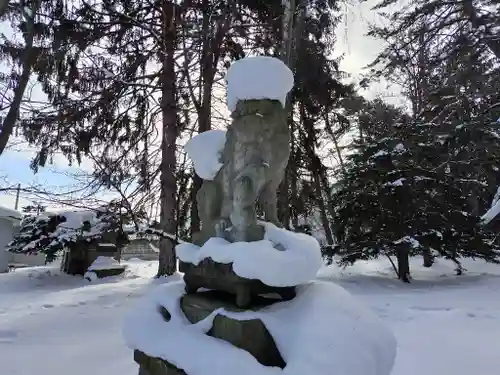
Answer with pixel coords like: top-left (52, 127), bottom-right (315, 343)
top-left (124, 56), bottom-right (397, 375)
top-left (180, 61), bottom-right (295, 307)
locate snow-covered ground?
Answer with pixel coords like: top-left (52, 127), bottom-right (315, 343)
top-left (1, 257), bottom-right (499, 375)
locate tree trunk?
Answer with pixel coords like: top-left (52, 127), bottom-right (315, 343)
top-left (300, 104), bottom-right (334, 245)
top-left (323, 113), bottom-right (347, 177)
top-left (278, 164), bottom-right (291, 228)
top-left (190, 177), bottom-right (202, 235)
top-left (0, 0), bottom-right (9, 17)
top-left (278, 106), bottom-right (293, 229)
top-left (422, 248), bottom-right (434, 268)
top-left (277, 0), bottom-right (294, 227)
top-left (190, 0), bottom-right (212, 236)
top-left (317, 162), bottom-right (337, 243)
top-left (189, 1), bottom-right (232, 236)
top-left (0, 1), bottom-right (40, 156)
top-left (278, 0), bottom-right (306, 229)
top-left (397, 246), bottom-right (411, 283)
top-left (290, 122), bottom-right (298, 228)
top-left (281, 0), bottom-right (296, 67)
top-left (189, 52), bottom-right (213, 235)
top-left (64, 245), bottom-right (89, 276)
top-left (332, 134), bottom-right (346, 176)
top-left (358, 123), bottom-right (364, 143)
top-left (175, 156), bottom-right (189, 237)
top-left (287, 4), bottom-right (307, 229)
top-left (312, 169), bottom-right (334, 246)
top-left (157, 1), bottom-right (178, 277)
top-left (467, 189), bottom-right (481, 216)
top-left (414, 24), bottom-right (427, 116)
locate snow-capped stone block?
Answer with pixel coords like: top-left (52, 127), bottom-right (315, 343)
top-left (176, 222), bottom-right (323, 287)
top-left (226, 56), bottom-right (294, 112)
top-left (87, 256), bottom-right (123, 271)
top-left (185, 129), bottom-right (227, 180)
top-left (84, 256), bottom-right (126, 280)
top-left (123, 280), bottom-right (397, 375)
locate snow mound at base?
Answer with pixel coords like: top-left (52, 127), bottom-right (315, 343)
top-left (176, 222), bottom-right (323, 287)
top-left (226, 56), bottom-right (294, 112)
top-left (185, 129), bottom-right (227, 180)
top-left (123, 280), bottom-right (396, 375)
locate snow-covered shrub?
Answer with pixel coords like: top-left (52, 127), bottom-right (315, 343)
top-left (6, 207), bottom-right (131, 263)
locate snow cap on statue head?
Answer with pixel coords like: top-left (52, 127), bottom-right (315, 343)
top-left (225, 56), bottom-right (294, 112)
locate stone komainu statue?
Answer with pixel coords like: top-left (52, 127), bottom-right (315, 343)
top-left (193, 99), bottom-right (289, 245)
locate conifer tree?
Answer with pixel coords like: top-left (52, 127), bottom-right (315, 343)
top-left (330, 0), bottom-right (500, 279)
top-left (7, 205), bottom-right (132, 264)
top-left (333, 100), bottom-right (500, 281)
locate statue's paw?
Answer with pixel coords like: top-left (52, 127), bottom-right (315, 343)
top-left (215, 219), bottom-right (231, 237)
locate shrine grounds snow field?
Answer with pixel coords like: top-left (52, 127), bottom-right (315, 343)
top-left (1, 258), bottom-right (499, 375)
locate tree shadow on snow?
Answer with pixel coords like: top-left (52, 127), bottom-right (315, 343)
top-left (0, 261), bottom-right (181, 297)
top-left (317, 269), bottom-right (500, 295)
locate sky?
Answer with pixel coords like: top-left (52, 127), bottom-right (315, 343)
top-left (0, 0), bottom-right (398, 213)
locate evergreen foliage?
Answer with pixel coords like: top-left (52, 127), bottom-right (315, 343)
top-left (5, 0), bottom-right (500, 281)
top-left (333, 102), bottom-right (500, 279)
top-left (0, 0), bottom-right (353, 246)
top-left (7, 205), bottom-right (132, 263)
top-left (323, 0), bottom-right (500, 280)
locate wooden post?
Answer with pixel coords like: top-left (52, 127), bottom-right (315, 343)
top-left (14, 183), bottom-right (20, 210)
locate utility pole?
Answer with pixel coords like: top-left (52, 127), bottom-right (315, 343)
top-left (14, 183), bottom-right (20, 210)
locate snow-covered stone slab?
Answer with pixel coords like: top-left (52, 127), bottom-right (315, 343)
top-left (123, 280), bottom-right (396, 375)
top-left (84, 256), bottom-right (126, 281)
top-left (176, 222), bottom-right (323, 287)
top-left (87, 256), bottom-right (123, 271)
top-left (226, 56), bottom-right (294, 112)
top-left (185, 129), bottom-right (227, 180)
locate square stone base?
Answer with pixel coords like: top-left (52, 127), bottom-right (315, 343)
top-left (135, 350), bottom-right (186, 375)
top-left (179, 258), bottom-right (295, 308)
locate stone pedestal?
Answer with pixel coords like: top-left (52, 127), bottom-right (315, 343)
top-left (179, 258), bottom-right (296, 308)
top-left (133, 290), bottom-right (286, 375)
top-left (181, 291), bottom-right (286, 368)
top-left (130, 57), bottom-right (302, 375)
top-left (134, 350), bottom-right (186, 375)
top-left (84, 267), bottom-right (125, 281)
top-left (126, 57), bottom-right (397, 375)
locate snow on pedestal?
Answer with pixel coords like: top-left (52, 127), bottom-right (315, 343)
top-left (185, 129), bottom-right (227, 180)
top-left (226, 56), bottom-right (294, 112)
top-left (123, 280), bottom-right (396, 375)
top-left (176, 222), bottom-right (323, 287)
